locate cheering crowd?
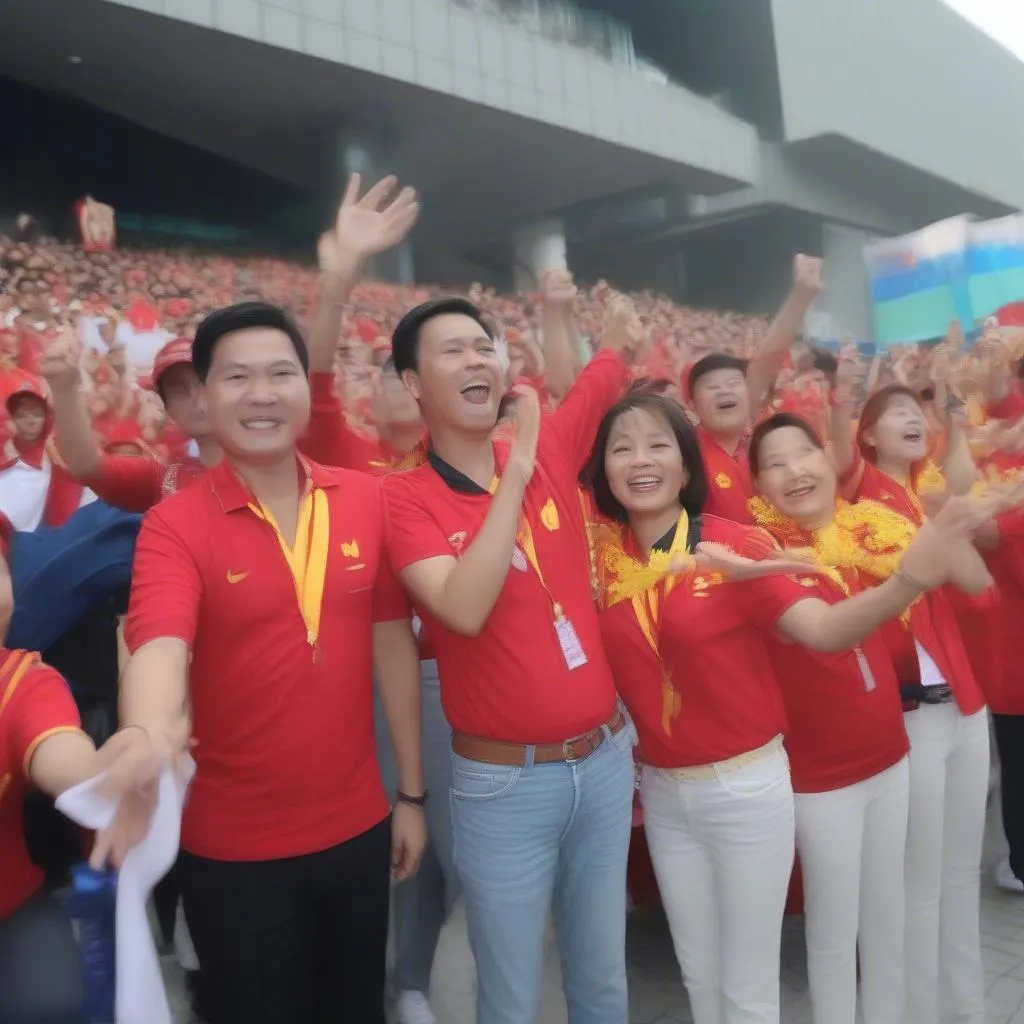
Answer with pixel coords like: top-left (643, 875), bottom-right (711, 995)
top-left (3, 171), bottom-right (1024, 1024)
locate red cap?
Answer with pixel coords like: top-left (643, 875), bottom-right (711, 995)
top-left (150, 337), bottom-right (193, 391)
top-left (6, 378), bottom-right (48, 415)
top-left (102, 419), bottom-right (149, 456)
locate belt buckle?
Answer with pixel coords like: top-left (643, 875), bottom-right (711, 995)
top-left (563, 728), bottom-right (599, 762)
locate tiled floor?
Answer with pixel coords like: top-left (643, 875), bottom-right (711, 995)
top-left (166, 806), bottom-right (1024, 1023)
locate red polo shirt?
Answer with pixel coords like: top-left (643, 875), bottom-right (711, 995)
top-left (842, 448), bottom-right (986, 716)
top-left (698, 426), bottom-right (754, 524)
top-left (0, 651), bottom-right (81, 918)
top-left (125, 457), bottom-right (408, 860)
top-left (761, 569), bottom-right (909, 793)
top-left (958, 511), bottom-right (1024, 715)
top-left (384, 350), bottom-right (630, 744)
top-left (598, 516), bottom-right (802, 768)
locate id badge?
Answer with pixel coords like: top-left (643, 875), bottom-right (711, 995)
top-left (555, 617), bottom-right (589, 670)
top-left (855, 648), bottom-right (877, 692)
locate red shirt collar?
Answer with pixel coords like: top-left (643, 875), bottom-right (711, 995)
top-left (208, 454), bottom-right (338, 513)
top-left (697, 424), bottom-right (746, 460)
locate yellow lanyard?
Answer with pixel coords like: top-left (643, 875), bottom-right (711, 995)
top-left (488, 476), bottom-right (565, 621)
top-left (627, 511), bottom-right (689, 736)
top-left (628, 509), bottom-right (690, 657)
top-left (248, 488), bottom-right (330, 658)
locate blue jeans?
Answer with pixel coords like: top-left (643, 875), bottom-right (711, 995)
top-left (375, 660), bottom-right (460, 995)
top-left (450, 719), bottom-right (635, 1024)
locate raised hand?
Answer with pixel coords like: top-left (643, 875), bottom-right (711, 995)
top-left (897, 496), bottom-right (975, 590)
top-left (39, 326), bottom-right (83, 393)
top-left (507, 385), bottom-right (541, 485)
top-left (793, 254), bottom-right (825, 296)
top-left (541, 268), bottom-right (577, 310)
top-left (318, 172), bottom-right (420, 274)
top-left (600, 294), bottom-right (646, 357)
top-left (833, 352), bottom-right (866, 407)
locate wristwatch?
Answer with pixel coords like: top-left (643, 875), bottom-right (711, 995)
top-left (396, 790), bottom-right (428, 808)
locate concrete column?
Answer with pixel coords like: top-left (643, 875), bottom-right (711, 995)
top-left (511, 218), bottom-right (567, 291)
top-left (822, 222), bottom-right (876, 343)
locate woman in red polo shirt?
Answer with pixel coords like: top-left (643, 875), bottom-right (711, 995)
top-left (830, 382), bottom-right (993, 1024)
top-left (584, 391), bottom-right (969, 1024)
top-left (747, 411), bottom-right (999, 1024)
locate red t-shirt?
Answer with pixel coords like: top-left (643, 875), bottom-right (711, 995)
top-left (0, 651), bottom-right (81, 918)
top-left (761, 569), bottom-right (909, 793)
top-left (698, 426), bottom-right (755, 524)
top-left (598, 516), bottom-right (801, 768)
top-left (842, 448), bottom-right (986, 716)
top-left (384, 350), bottom-right (631, 744)
top-left (125, 457), bottom-right (408, 860)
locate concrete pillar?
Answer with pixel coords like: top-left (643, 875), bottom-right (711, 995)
top-left (822, 222), bottom-right (876, 343)
top-left (511, 218), bottom-right (567, 291)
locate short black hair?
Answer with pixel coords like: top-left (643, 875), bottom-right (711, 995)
top-left (748, 412), bottom-right (824, 477)
top-left (687, 352), bottom-right (748, 397)
top-left (585, 390), bottom-right (708, 523)
top-left (811, 347), bottom-right (838, 380)
top-left (191, 301), bottom-right (308, 383)
top-left (391, 297), bottom-right (493, 375)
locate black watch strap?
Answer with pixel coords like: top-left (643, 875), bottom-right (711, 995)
top-left (396, 790), bottom-right (428, 807)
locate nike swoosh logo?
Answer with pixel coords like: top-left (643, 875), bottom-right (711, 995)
top-left (226, 571), bottom-right (249, 584)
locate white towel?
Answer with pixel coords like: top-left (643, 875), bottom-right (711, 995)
top-left (56, 758), bottom-right (194, 1024)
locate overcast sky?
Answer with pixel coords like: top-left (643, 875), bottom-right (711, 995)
top-left (944, 0), bottom-right (1024, 61)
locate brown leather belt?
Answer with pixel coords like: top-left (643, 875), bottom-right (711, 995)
top-left (451, 709), bottom-right (626, 766)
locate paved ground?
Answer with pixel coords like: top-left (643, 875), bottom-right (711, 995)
top-left (164, 802), bottom-right (1024, 1023)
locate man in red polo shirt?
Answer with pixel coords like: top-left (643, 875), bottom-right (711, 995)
top-left (383, 295), bottom-right (644, 1024)
top-left (688, 255), bottom-right (824, 523)
top-left (94, 301), bottom-right (426, 1024)
top-left (42, 333), bottom-right (218, 510)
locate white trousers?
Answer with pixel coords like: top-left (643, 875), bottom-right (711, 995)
top-left (795, 758), bottom-right (909, 1024)
top-left (904, 705), bottom-right (989, 1024)
top-left (640, 748), bottom-right (795, 1024)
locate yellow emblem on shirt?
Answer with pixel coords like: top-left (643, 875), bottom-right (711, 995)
top-left (341, 539), bottom-right (360, 558)
top-left (715, 472), bottom-right (732, 489)
top-left (540, 498), bottom-right (560, 532)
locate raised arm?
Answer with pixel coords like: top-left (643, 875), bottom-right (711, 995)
top-left (746, 255), bottom-right (825, 415)
top-left (775, 500), bottom-right (975, 652)
top-left (542, 293), bottom-right (642, 475)
top-left (539, 268), bottom-right (581, 402)
top-left (308, 173), bottom-right (420, 374)
top-left (390, 390), bottom-right (540, 637)
top-left (40, 325), bottom-right (102, 478)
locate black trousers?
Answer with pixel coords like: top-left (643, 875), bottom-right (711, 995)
top-left (994, 714), bottom-right (1024, 881)
top-left (178, 816), bottom-right (391, 1024)
top-left (0, 890), bottom-right (85, 1024)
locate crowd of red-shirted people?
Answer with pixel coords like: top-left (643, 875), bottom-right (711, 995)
top-left (0, 229), bottom-right (785, 462)
top-left (6, 174), bottom-right (1024, 1024)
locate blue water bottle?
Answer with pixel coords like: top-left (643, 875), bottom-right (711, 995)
top-left (67, 863), bottom-right (117, 1024)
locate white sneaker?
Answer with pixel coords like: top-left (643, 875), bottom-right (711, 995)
top-left (395, 991), bottom-right (438, 1024)
top-left (996, 857), bottom-right (1024, 894)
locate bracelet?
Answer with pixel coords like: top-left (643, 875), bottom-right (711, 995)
top-left (893, 568), bottom-right (928, 593)
top-left (396, 790), bottom-right (428, 808)
top-left (116, 723), bottom-right (151, 742)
